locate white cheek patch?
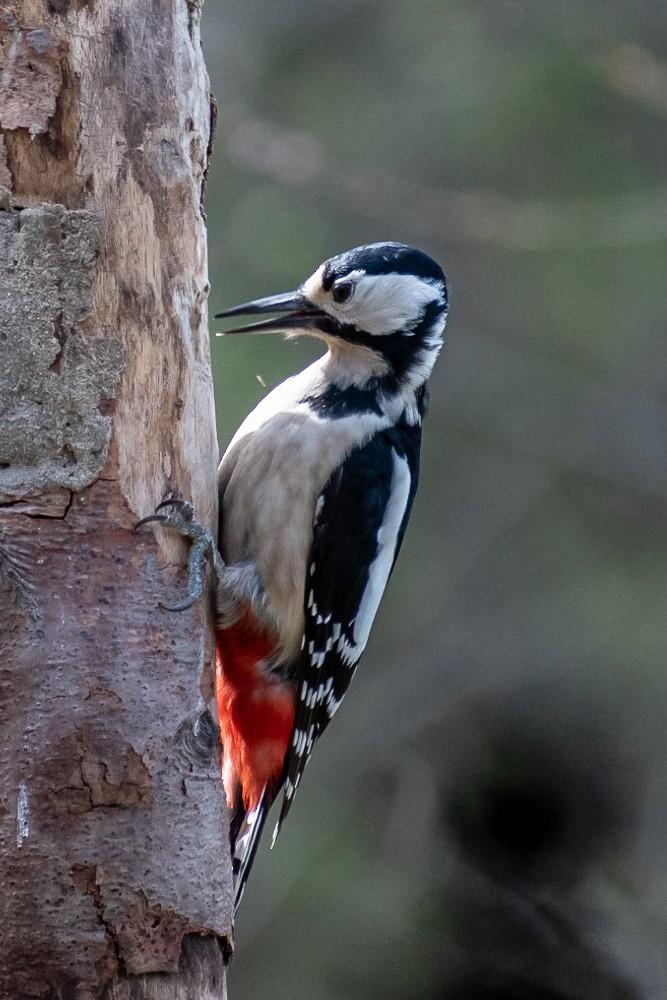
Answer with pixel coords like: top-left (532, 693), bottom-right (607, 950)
top-left (349, 273), bottom-right (444, 335)
top-left (302, 267), bottom-right (444, 337)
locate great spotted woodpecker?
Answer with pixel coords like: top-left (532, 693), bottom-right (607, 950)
top-left (141, 242), bottom-right (447, 911)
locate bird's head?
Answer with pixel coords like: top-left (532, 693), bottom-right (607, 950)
top-left (216, 242), bottom-right (447, 390)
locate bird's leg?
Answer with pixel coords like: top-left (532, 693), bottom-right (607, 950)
top-left (211, 561), bottom-right (274, 632)
top-left (135, 498), bottom-right (271, 629)
top-left (136, 498), bottom-right (222, 612)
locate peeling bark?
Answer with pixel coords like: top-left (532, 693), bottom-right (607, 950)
top-left (0, 10), bottom-right (64, 134)
top-left (0, 2), bottom-right (230, 998)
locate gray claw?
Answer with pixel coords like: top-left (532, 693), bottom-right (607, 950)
top-left (155, 497), bottom-right (194, 520)
top-left (134, 512), bottom-right (168, 531)
top-left (159, 595), bottom-right (198, 613)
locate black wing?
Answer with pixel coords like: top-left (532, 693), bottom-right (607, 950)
top-left (274, 422), bottom-right (421, 838)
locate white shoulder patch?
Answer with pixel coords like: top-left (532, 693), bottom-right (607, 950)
top-left (352, 448), bottom-right (412, 654)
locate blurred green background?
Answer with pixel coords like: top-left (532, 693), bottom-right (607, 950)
top-left (201, 2), bottom-right (667, 997)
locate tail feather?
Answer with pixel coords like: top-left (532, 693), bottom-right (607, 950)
top-left (230, 789), bottom-right (271, 913)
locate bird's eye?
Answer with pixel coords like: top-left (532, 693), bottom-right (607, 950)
top-left (331, 279), bottom-right (355, 304)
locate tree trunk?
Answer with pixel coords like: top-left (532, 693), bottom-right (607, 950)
top-left (0, 2), bottom-right (231, 998)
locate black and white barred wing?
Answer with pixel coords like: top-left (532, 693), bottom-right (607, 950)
top-left (275, 425), bottom-right (420, 837)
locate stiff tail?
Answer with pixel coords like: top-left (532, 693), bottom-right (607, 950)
top-left (229, 789), bottom-right (271, 913)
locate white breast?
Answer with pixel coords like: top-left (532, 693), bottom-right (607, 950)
top-left (219, 360), bottom-right (389, 662)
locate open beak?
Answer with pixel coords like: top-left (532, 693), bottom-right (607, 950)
top-left (215, 290), bottom-right (327, 336)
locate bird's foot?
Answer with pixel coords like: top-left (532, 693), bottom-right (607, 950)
top-left (135, 498), bottom-right (223, 612)
top-left (135, 499), bottom-right (270, 629)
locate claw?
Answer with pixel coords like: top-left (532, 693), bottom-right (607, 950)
top-left (159, 595), bottom-right (198, 613)
top-left (155, 497), bottom-right (194, 519)
top-left (134, 512), bottom-right (169, 531)
top-left (135, 497), bottom-right (193, 532)
top-left (134, 497), bottom-right (219, 614)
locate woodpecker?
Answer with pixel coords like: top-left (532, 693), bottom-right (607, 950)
top-left (142, 242), bottom-right (447, 911)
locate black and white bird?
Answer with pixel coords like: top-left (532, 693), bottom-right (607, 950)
top-left (146, 242), bottom-right (448, 910)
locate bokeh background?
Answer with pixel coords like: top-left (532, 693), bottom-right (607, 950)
top-left (201, 2), bottom-right (667, 997)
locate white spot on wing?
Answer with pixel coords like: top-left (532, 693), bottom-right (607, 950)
top-left (337, 636), bottom-right (359, 666)
top-left (326, 693), bottom-right (342, 718)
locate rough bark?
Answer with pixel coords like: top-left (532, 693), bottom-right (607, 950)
top-left (0, 2), bottom-right (231, 998)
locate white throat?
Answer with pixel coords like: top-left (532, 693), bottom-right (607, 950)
top-left (322, 339), bottom-right (390, 389)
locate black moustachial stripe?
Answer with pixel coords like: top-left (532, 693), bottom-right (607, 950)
top-left (308, 298), bottom-right (445, 391)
